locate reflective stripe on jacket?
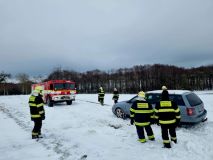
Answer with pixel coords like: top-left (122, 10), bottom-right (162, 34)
top-left (98, 89), bottom-right (105, 98)
top-left (130, 100), bottom-right (154, 126)
top-left (155, 100), bottom-right (180, 125)
top-left (29, 95), bottom-right (45, 121)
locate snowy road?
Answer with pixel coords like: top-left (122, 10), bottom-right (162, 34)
top-left (0, 92), bottom-right (213, 160)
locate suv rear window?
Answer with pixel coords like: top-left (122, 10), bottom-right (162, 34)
top-left (186, 93), bottom-right (202, 106)
top-left (169, 95), bottom-right (185, 106)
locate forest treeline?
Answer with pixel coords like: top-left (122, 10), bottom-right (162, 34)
top-left (1, 64), bottom-right (213, 95)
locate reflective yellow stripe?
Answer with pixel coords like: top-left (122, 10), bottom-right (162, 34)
top-left (130, 114), bottom-right (134, 118)
top-left (29, 96), bottom-right (36, 101)
top-left (134, 122), bottom-right (150, 126)
top-left (37, 103), bottom-right (44, 107)
top-left (31, 115), bottom-right (41, 118)
top-left (176, 116), bottom-right (181, 119)
top-left (39, 111), bottom-right (44, 114)
top-left (159, 119), bottom-right (176, 124)
top-left (134, 110), bottom-right (153, 114)
top-left (150, 115), bottom-right (155, 118)
top-left (137, 103), bottom-right (149, 108)
top-left (148, 135), bottom-right (155, 139)
top-left (160, 101), bottom-right (172, 107)
top-left (138, 139), bottom-right (146, 143)
top-left (155, 115), bottom-right (159, 119)
top-left (159, 108), bottom-right (175, 112)
top-left (29, 103), bottom-right (37, 107)
top-left (175, 108), bottom-right (180, 113)
top-left (130, 108), bottom-right (135, 112)
top-left (32, 132), bottom-right (38, 135)
top-left (171, 137), bottom-right (177, 140)
top-left (163, 140), bottom-right (170, 143)
top-left (154, 109), bottom-right (159, 113)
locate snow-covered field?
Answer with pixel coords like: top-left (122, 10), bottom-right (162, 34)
top-left (0, 91), bottom-right (213, 160)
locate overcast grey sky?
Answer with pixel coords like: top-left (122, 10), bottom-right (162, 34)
top-left (0, 0), bottom-right (213, 76)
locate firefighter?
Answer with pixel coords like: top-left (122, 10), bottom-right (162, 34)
top-left (112, 88), bottom-right (119, 104)
top-left (28, 86), bottom-right (45, 139)
top-left (155, 86), bottom-right (181, 148)
top-left (98, 86), bottom-right (105, 105)
top-left (130, 91), bottom-right (155, 143)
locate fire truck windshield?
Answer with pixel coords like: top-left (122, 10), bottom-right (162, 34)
top-left (54, 83), bottom-right (75, 90)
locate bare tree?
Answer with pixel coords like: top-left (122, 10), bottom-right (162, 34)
top-left (0, 71), bottom-right (11, 95)
top-left (16, 73), bottom-right (31, 94)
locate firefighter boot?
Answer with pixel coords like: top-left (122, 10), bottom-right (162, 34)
top-left (172, 139), bottom-right (177, 144)
top-left (164, 143), bottom-right (171, 148)
top-left (38, 132), bottom-right (43, 138)
top-left (148, 135), bottom-right (155, 141)
top-left (149, 137), bottom-right (155, 141)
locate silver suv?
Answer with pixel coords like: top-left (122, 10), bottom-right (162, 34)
top-left (112, 90), bottom-right (207, 124)
top-left (146, 90), bottom-right (207, 124)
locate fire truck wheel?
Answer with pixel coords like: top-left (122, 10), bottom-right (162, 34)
top-left (66, 100), bottom-right (72, 105)
top-left (47, 98), bottom-right (54, 107)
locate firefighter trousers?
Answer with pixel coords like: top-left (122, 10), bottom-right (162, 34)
top-left (161, 124), bottom-right (177, 145)
top-left (32, 119), bottom-right (42, 137)
top-left (99, 98), bottom-right (104, 105)
top-left (136, 125), bottom-right (154, 141)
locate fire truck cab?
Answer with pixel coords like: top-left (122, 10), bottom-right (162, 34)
top-left (32, 80), bottom-right (76, 107)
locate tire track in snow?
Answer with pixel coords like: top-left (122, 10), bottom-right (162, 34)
top-left (0, 103), bottom-right (85, 160)
top-left (76, 99), bottom-right (111, 106)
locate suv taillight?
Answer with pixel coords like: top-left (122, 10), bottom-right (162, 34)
top-left (187, 108), bottom-right (195, 116)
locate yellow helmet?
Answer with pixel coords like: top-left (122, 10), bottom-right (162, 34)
top-left (138, 91), bottom-right (145, 98)
top-left (35, 86), bottom-right (43, 94)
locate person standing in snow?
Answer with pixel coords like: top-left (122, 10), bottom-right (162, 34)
top-left (98, 86), bottom-right (105, 105)
top-left (28, 86), bottom-right (45, 139)
top-left (130, 91), bottom-right (155, 143)
top-left (112, 88), bottom-right (119, 104)
top-left (155, 86), bottom-right (181, 148)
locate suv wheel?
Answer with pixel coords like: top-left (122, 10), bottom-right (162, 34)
top-left (115, 108), bottom-right (126, 119)
top-left (47, 97), bottom-right (54, 107)
top-left (66, 100), bottom-right (72, 105)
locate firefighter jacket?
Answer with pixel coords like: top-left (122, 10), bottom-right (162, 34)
top-left (98, 88), bottom-right (105, 99)
top-left (29, 94), bottom-right (45, 121)
top-left (130, 99), bottom-right (154, 126)
top-left (155, 100), bottom-right (181, 125)
top-left (112, 90), bottom-right (119, 100)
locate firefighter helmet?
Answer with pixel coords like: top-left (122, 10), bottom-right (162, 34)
top-left (34, 86), bottom-right (43, 94)
top-left (138, 91), bottom-right (145, 98)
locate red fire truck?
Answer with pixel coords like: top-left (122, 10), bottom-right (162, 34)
top-left (32, 80), bottom-right (76, 107)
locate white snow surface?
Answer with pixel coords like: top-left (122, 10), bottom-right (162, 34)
top-left (0, 91), bottom-right (213, 160)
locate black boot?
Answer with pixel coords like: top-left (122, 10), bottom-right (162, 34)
top-left (149, 137), bottom-right (155, 141)
top-left (164, 143), bottom-right (171, 148)
top-left (172, 139), bottom-right (177, 144)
